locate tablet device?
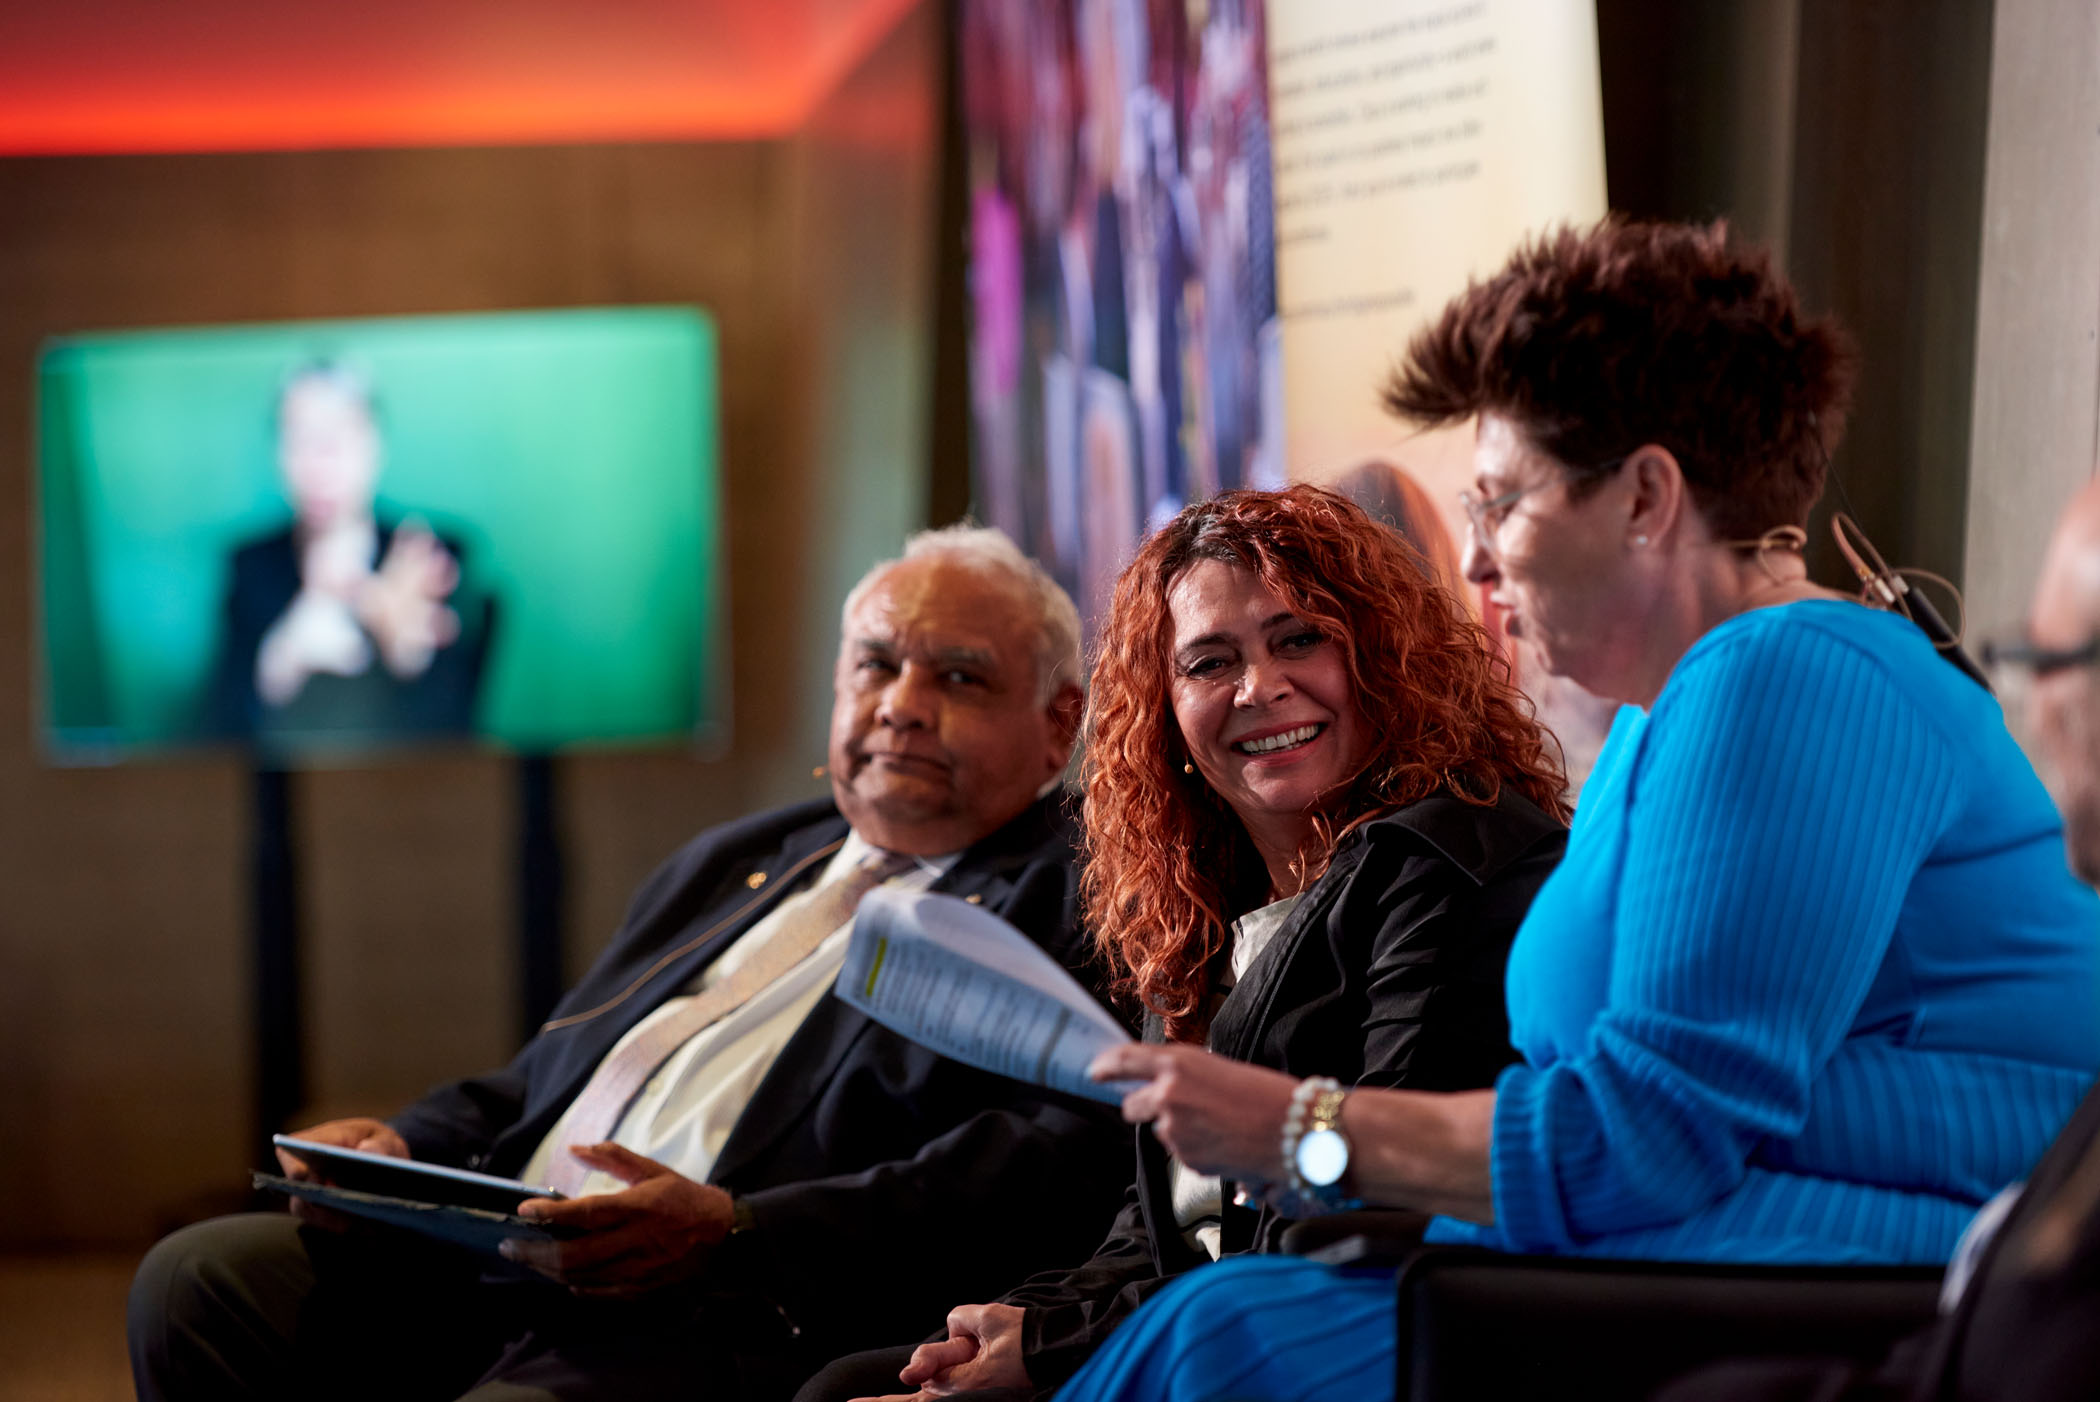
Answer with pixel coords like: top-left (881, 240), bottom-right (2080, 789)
top-left (252, 1174), bottom-right (585, 1255)
top-left (272, 1135), bottom-right (564, 1216)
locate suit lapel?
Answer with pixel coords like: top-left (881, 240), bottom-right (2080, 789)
top-left (708, 855), bottom-right (1023, 1188)
top-left (1208, 881), bottom-right (1325, 1066)
top-left (553, 818), bottom-right (847, 1039)
top-left (496, 818), bottom-right (849, 1164)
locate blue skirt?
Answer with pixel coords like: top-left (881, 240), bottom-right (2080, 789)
top-left (1052, 1256), bottom-right (1398, 1402)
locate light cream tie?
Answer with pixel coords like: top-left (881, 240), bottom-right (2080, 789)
top-left (542, 847), bottom-right (915, 1195)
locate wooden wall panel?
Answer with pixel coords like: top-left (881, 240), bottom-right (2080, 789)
top-left (560, 5), bottom-right (940, 975)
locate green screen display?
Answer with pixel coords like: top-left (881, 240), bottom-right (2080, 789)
top-left (37, 306), bottom-right (723, 759)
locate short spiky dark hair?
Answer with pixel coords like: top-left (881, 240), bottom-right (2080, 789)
top-left (1383, 219), bottom-right (1855, 539)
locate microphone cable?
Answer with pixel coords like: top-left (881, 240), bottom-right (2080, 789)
top-left (1825, 509), bottom-right (1991, 692)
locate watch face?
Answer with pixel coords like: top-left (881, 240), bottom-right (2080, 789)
top-left (1296, 1127), bottom-right (1349, 1188)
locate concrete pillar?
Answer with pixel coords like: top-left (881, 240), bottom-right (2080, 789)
top-left (1963, 0), bottom-right (2100, 640)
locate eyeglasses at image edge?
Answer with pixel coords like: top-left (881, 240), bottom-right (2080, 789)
top-left (1981, 637), bottom-right (2100, 678)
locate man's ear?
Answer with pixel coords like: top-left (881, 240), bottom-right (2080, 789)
top-left (1623, 444), bottom-right (1690, 546)
top-left (1047, 684), bottom-right (1084, 765)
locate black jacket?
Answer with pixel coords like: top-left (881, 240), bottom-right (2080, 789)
top-left (387, 793), bottom-right (1131, 1358)
top-left (1005, 785), bottom-right (1568, 1388)
top-left (207, 517), bottom-right (493, 745)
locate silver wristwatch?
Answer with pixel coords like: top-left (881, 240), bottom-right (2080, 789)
top-left (1282, 1077), bottom-right (1362, 1211)
top-left (1296, 1082), bottom-right (1352, 1195)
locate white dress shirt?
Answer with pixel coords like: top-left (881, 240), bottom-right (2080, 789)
top-left (521, 831), bottom-right (956, 1195)
top-left (1173, 893), bottom-right (1302, 1259)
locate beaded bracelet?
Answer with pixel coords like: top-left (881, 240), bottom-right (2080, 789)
top-left (1280, 1075), bottom-right (1341, 1199)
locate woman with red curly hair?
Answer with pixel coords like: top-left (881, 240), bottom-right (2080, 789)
top-left (811, 484), bottom-right (1567, 1402)
top-left (1079, 482), bottom-right (1567, 1048)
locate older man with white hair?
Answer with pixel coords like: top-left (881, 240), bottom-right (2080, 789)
top-left (131, 526), bottom-right (1127, 1402)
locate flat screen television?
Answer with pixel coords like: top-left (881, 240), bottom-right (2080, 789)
top-left (36, 306), bottom-right (724, 761)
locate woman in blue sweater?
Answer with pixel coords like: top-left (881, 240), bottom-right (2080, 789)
top-left (1047, 220), bottom-right (2100, 1402)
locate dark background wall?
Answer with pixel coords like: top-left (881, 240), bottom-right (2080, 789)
top-left (0, 3), bottom-right (939, 1248)
top-left (1596, 0), bottom-right (1994, 598)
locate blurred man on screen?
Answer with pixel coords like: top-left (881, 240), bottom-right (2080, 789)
top-left (207, 361), bottom-right (490, 745)
top-left (131, 525), bottom-right (1127, 1402)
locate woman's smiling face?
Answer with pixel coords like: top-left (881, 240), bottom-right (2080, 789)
top-left (1166, 559), bottom-right (1369, 863)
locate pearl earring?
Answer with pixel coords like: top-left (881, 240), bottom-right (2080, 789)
top-left (1183, 761), bottom-right (1195, 775)
top-left (1633, 534), bottom-right (1649, 547)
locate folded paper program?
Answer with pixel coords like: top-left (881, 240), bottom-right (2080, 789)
top-left (838, 889), bottom-right (1134, 1104)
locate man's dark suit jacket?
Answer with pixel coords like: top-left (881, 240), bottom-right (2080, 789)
top-left (386, 793), bottom-right (1130, 1359)
top-left (1003, 787), bottom-right (1568, 1389)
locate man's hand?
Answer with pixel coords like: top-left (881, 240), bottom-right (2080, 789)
top-left (255, 590), bottom-right (374, 704)
top-left (850, 1302), bottom-right (1030, 1402)
top-left (1089, 1043), bottom-right (1297, 1181)
top-left (357, 522), bottom-right (461, 680)
top-left (275, 1116), bottom-right (410, 1231)
top-left (276, 1116), bottom-right (410, 1178)
top-left (499, 1143), bottom-right (734, 1297)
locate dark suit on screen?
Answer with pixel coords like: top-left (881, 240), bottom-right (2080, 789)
top-left (206, 517), bottom-right (492, 745)
top-left (129, 793), bottom-right (1130, 1402)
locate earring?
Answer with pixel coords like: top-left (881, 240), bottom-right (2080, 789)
top-left (1633, 534), bottom-right (1649, 547)
top-left (1183, 761), bottom-right (1195, 774)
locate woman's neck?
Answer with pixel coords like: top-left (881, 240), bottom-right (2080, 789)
top-left (1255, 849), bottom-right (1303, 903)
top-left (1619, 543), bottom-right (1844, 707)
top-left (1245, 822), bottom-right (1312, 902)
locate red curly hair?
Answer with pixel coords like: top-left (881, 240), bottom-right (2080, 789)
top-left (1082, 485), bottom-right (1569, 1043)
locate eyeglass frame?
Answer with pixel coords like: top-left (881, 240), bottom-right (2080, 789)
top-left (1457, 452), bottom-right (1633, 543)
top-left (1457, 481), bottom-right (1545, 541)
top-left (1980, 636), bottom-right (2100, 679)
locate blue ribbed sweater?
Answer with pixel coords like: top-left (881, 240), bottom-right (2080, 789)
top-left (1429, 601), bottom-right (2100, 1264)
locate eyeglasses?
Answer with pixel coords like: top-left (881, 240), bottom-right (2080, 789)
top-left (1980, 636), bottom-right (2100, 679)
top-left (1457, 482), bottom-right (1546, 541)
top-left (1457, 453), bottom-right (1628, 544)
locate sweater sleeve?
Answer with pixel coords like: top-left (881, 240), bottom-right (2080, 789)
top-left (1491, 616), bottom-right (1963, 1250)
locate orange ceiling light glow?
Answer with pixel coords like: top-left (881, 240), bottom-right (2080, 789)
top-left (0, 0), bottom-right (924, 154)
